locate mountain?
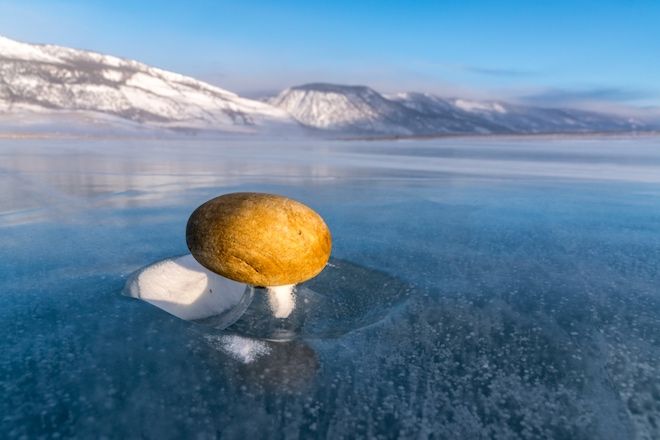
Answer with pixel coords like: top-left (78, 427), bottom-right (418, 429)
top-left (271, 84), bottom-right (649, 136)
top-left (0, 36), bottom-right (297, 135)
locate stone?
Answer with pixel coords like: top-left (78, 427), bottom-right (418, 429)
top-left (186, 192), bottom-right (332, 286)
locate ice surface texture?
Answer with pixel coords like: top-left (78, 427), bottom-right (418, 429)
top-left (1, 137), bottom-right (660, 439)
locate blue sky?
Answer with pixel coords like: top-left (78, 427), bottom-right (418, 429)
top-left (0, 0), bottom-right (658, 110)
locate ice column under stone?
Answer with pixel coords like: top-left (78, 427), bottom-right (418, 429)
top-left (266, 285), bottom-right (296, 318)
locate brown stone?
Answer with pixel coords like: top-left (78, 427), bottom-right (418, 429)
top-left (186, 192), bottom-right (332, 286)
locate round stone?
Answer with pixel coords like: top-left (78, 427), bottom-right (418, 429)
top-left (186, 192), bottom-right (332, 286)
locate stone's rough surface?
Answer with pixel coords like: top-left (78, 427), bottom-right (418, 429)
top-left (186, 192), bottom-right (332, 286)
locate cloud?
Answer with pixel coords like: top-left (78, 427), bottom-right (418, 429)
top-left (464, 66), bottom-right (537, 78)
top-left (521, 87), bottom-right (655, 106)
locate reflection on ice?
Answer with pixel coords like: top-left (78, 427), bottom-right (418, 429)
top-left (204, 334), bottom-right (271, 364)
top-left (236, 339), bottom-right (319, 392)
top-left (4, 136), bottom-right (660, 226)
top-left (204, 334), bottom-right (319, 392)
top-left (229, 259), bottom-right (413, 341)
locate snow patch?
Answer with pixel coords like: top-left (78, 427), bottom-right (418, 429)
top-left (454, 99), bottom-right (507, 114)
top-left (124, 254), bottom-right (247, 321)
top-left (101, 70), bottom-right (123, 82)
top-left (0, 35), bottom-right (62, 63)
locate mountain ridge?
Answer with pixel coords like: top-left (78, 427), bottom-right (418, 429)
top-left (270, 83), bottom-right (649, 136)
top-left (0, 36), bottom-right (653, 137)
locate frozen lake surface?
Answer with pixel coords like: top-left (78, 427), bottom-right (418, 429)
top-left (1, 136), bottom-right (660, 439)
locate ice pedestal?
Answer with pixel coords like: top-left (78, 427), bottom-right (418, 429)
top-left (122, 254), bottom-right (412, 391)
top-left (124, 256), bottom-right (412, 340)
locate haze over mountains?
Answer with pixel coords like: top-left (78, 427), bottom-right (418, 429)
top-left (0, 36), bottom-right (653, 137)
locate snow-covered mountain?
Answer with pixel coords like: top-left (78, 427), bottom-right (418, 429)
top-left (271, 84), bottom-right (649, 136)
top-left (0, 36), bottom-right (297, 135)
top-left (267, 83), bottom-right (437, 136)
